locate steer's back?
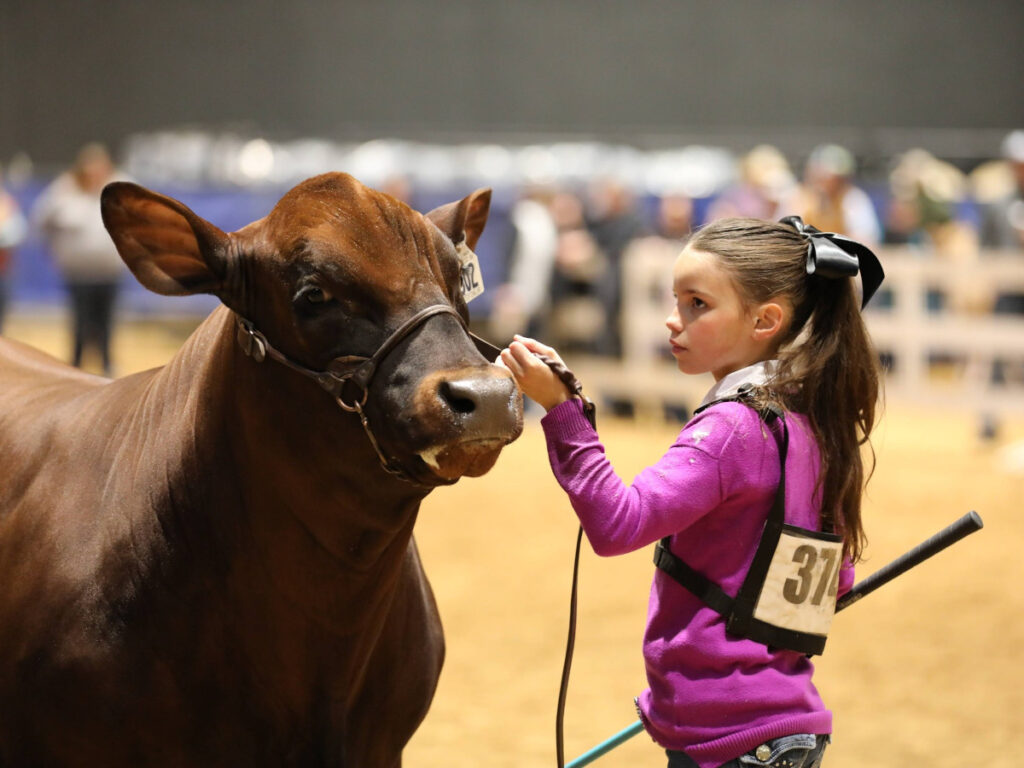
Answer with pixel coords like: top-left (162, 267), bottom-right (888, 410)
top-left (0, 334), bottom-right (111, 423)
top-left (0, 336), bottom-right (115, 517)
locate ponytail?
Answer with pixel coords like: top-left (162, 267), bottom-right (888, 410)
top-left (776, 273), bottom-right (879, 563)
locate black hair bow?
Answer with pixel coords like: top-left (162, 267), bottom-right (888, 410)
top-left (779, 215), bottom-right (885, 308)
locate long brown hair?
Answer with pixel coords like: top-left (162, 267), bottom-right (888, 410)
top-left (688, 217), bottom-right (881, 562)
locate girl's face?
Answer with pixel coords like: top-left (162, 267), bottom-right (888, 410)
top-left (666, 246), bottom-right (775, 381)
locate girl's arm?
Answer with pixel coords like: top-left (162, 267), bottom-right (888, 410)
top-left (499, 336), bottom-right (727, 556)
top-left (540, 399), bottom-right (725, 556)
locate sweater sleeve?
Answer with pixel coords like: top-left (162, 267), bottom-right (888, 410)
top-left (540, 398), bottom-right (729, 557)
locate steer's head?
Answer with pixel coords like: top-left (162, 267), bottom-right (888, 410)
top-left (100, 172), bottom-right (523, 487)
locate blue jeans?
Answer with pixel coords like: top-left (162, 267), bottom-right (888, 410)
top-left (667, 734), bottom-right (829, 768)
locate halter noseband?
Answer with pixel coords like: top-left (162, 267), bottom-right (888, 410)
top-left (235, 304), bottom-right (497, 486)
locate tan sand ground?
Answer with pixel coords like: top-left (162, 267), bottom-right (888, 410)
top-left (4, 310), bottom-right (1020, 767)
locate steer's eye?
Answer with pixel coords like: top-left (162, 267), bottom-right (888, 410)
top-left (298, 285), bottom-right (332, 305)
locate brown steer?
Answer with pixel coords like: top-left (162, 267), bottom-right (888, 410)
top-left (0, 173), bottom-right (523, 766)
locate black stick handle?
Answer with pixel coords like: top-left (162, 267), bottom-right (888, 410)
top-left (837, 511), bottom-right (983, 612)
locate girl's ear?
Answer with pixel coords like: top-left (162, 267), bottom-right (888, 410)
top-left (752, 301), bottom-right (788, 342)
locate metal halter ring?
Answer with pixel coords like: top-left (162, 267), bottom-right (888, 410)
top-left (333, 375), bottom-right (370, 413)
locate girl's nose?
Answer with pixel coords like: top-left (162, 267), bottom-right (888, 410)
top-left (666, 306), bottom-right (682, 332)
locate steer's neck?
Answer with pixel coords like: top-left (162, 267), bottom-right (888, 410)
top-left (154, 307), bottom-right (430, 629)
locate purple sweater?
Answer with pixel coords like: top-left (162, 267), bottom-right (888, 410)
top-left (541, 397), bottom-right (854, 767)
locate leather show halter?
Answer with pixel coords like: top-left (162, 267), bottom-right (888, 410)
top-left (235, 304), bottom-right (501, 486)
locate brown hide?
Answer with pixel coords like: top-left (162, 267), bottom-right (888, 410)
top-left (0, 173), bottom-right (523, 767)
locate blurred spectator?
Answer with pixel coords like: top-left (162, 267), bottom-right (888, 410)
top-left (489, 186), bottom-right (559, 343)
top-left (543, 190), bottom-right (610, 354)
top-left (707, 144), bottom-right (796, 221)
top-left (977, 130), bottom-right (1024, 253)
top-left (651, 193), bottom-right (694, 241)
top-left (973, 131), bottom-right (1024, 317)
top-left (0, 164), bottom-right (29, 332)
top-left (585, 177), bottom-right (647, 356)
top-left (784, 143), bottom-right (881, 245)
top-left (379, 174), bottom-right (413, 206)
top-left (884, 149), bottom-right (983, 313)
top-left (619, 193), bottom-right (693, 359)
top-left (885, 149), bottom-right (973, 248)
top-left (32, 143), bottom-right (127, 375)
top-left (969, 131), bottom-right (1024, 438)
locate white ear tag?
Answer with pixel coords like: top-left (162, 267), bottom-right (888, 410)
top-left (455, 241), bottom-right (484, 303)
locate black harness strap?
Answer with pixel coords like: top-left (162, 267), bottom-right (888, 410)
top-left (652, 393), bottom-right (832, 656)
top-left (652, 395), bottom-right (786, 624)
top-left (725, 402), bottom-right (788, 639)
top-left (652, 540), bottom-right (734, 617)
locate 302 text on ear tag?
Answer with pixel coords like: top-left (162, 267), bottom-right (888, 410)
top-left (455, 241), bottom-right (484, 303)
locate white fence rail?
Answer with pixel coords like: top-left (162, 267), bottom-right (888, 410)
top-left (867, 248), bottom-right (1024, 414)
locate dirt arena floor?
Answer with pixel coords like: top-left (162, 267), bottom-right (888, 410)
top-left (4, 310), bottom-right (1021, 768)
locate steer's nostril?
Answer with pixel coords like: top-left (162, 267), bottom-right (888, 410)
top-left (431, 375), bottom-right (521, 440)
top-left (440, 380), bottom-right (478, 415)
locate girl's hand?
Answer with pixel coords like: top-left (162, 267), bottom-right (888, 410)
top-left (497, 335), bottom-right (572, 412)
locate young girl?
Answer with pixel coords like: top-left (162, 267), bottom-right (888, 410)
top-left (499, 216), bottom-right (882, 768)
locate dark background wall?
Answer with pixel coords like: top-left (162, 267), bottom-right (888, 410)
top-left (2, 0), bottom-right (1023, 172)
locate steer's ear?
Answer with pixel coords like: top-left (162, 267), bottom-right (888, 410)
top-left (101, 181), bottom-right (230, 296)
top-left (426, 188), bottom-right (492, 250)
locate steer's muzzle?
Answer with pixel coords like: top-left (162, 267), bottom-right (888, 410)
top-left (438, 375), bottom-right (520, 438)
top-left (414, 366), bottom-right (523, 480)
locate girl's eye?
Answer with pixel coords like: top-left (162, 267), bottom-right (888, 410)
top-left (691, 297), bottom-right (706, 309)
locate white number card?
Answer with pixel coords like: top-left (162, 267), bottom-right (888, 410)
top-left (753, 528), bottom-right (842, 636)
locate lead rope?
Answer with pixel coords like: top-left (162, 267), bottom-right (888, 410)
top-left (533, 354), bottom-right (596, 768)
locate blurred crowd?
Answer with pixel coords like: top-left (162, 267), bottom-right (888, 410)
top-left (1, 130), bottom-right (1023, 377)
top-left (487, 132), bottom-right (1024, 359)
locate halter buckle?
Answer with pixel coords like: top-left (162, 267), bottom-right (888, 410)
top-left (236, 320), bottom-right (267, 362)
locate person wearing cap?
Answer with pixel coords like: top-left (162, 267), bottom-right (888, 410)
top-left (784, 144), bottom-right (881, 247)
top-left (980, 130), bottom-right (1024, 253)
